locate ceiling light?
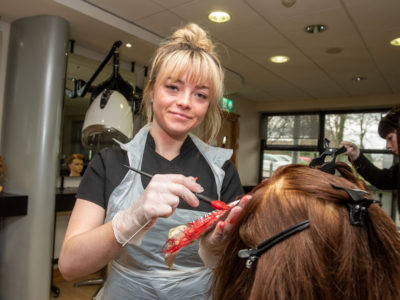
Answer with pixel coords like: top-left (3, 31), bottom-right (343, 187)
top-left (282, 0), bottom-right (296, 8)
top-left (390, 38), bottom-right (400, 46)
top-left (208, 11), bottom-right (231, 23)
top-left (326, 47), bottom-right (343, 54)
top-left (270, 56), bottom-right (290, 63)
top-left (305, 24), bottom-right (327, 34)
top-left (125, 43), bottom-right (132, 48)
top-left (351, 76), bottom-right (367, 82)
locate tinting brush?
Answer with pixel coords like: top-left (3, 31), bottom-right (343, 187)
top-left (123, 165), bottom-right (229, 210)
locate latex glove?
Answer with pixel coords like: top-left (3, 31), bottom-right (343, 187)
top-left (339, 141), bottom-right (360, 161)
top-left (113, 174), bottom-right (203, 246)
top-left (198, 194), bottom-right (252, 269)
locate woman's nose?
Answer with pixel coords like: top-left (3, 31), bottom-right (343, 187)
top-left (177, 91), bottom-right (191, 107)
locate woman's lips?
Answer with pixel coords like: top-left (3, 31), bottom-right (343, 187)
top-left (170, 111), bottom-right (192, 120)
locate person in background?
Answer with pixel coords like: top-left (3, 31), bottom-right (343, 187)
top-left (199, 163), bottom-right (400, 299)
top-left (66, 153), bottom-right (85, 176)
top-left (58, 23), bottom-right (243, 299)
top-left (340, 106), bottom-right (400, 210)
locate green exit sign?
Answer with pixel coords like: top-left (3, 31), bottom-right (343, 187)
top-left (220, 97), bottom-right (233, 112)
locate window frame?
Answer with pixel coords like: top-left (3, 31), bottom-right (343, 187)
top-left (259, 107), bottom-right (396, 220)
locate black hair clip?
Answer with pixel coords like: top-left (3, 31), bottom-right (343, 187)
top-left (238, 220), bottom-right (310, 269)
top-left (309, 138), bottom-right (346, 174)
top-left (331, 184), bottom-right (377, 226)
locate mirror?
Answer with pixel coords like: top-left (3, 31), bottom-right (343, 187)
top-left (59, 52), bottom-right (136, 177)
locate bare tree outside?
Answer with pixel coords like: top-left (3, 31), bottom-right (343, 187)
top-left (266, 115), bottom-right (318, 146)
top-left (325, 114), bottom-right (347, 147)
top-left (346, 113), bottom-right (381, 149)
top-left (325, 113), bottom-right (382, 149)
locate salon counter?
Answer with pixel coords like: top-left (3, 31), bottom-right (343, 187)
top-left (0, 192), bottom-right (28, 216)
top-left (0, 187), bottom-right (77, 217)
top-left (3, 185), bottom-right (250, 216)
top-left (55, 188), bottom-right (77, 212)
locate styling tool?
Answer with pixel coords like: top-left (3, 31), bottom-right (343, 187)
top-left (123, 165), bottom-right (229, 210)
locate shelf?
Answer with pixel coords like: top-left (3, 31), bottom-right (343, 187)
top-left (55, 188), bottom-right (77, 212)
top-left (0, 192), bottom-right (28, 217)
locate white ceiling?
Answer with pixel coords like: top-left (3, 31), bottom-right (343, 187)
top-left (1, 0), bottom-right (400, 105)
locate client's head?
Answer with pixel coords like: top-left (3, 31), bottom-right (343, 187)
top-left (211, 163), bottom-right (400, 300)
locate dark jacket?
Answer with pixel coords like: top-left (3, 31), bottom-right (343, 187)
top-left (353, 153), bottom-right (399, 208)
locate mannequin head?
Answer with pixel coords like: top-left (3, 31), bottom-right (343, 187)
top-left (66, 153), bottom-right (84, 176)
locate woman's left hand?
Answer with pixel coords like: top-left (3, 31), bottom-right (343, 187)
top-left (198, 194), bottom-right (252, 268)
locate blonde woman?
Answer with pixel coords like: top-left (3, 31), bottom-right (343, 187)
top-left (59, 23), bottom-right (243, 299)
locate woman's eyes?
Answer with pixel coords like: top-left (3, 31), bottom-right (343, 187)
top-left (195, 92), bottom-right (208, 100)
top-left (165, 85), bottom-right (209, 100)
top-left (166, 84), bottom-right (178, 91)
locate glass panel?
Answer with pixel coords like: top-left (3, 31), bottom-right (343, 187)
top-left (265, 114), bottom-right (319, 146)
top-left (363, 153), bottom-right (394, 169)
top-left (341, 153), bottom-right (397, 223)
top-left (369, 189), bottom-right (395, 223)
top-left (262, 150), bottom-right (319, 178)
top-left (324, 112), bottom-right (385, 149)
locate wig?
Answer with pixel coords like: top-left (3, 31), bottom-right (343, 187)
top-left (65, 153), bottom-right (84, 166)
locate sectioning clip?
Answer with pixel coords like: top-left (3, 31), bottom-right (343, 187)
top-left (331, 184), bottom-right (377, 226)
top-left (309, 138), bottom-right (346, 174)
top-left (238, 220), bottom-right (310, 269)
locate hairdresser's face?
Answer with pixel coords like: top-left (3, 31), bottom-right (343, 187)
top-left (151, 73), bottom-right (210, 140)
top-left (385, 130), bottom-right (398, 155)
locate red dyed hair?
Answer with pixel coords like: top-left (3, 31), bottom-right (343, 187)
top-left (211, 163), bottom-right (400, 300)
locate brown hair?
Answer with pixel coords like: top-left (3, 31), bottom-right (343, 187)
top-left (211, 163), bottom-right (400, 300)
top-left (378, 105), bottom-right (400, 138)
top-left (66, 153), bottom-right (84, 166)
top-left (141, 23), bottom-right (224, 143)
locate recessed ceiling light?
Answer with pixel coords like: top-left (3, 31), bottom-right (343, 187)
top-left (305, 24), bottom-right (327, 34)
top-left (390, 38), bottom-right (400, 46)
top-left (208, 11), bottom-right (231, 23)
top-left (326, 47), bottom-right (343, 54)
top-left (126, 43), bottom-right (132, 48)
top-left (351, 76), bottom-right (367, 82)
top-left (270, 56), bottom-right (290, 63)
top-left (281, 0), bottom-right (296, 8)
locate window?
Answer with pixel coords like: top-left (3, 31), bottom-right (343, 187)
top-left (260, 109), bottom-right (397, 224)
top-left (324, 112), bottom-right (385, 150)
top-left (262, 150), bottom-right (318, 178)
top-left (263, 114), bottom-right (319, 146)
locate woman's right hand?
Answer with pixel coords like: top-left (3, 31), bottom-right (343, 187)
top-left (112, 174), bottom-right (203, 246)
top-left (339, 141), bottom-right (360, 161)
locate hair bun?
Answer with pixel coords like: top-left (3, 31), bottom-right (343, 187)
top-left (171, 23), bottom-right (214, 53)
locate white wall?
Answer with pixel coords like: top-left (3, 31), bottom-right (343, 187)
top-left (231, 95), bottom-right (260, 186)
top-left (255, 93), bottom-right (400, 112)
